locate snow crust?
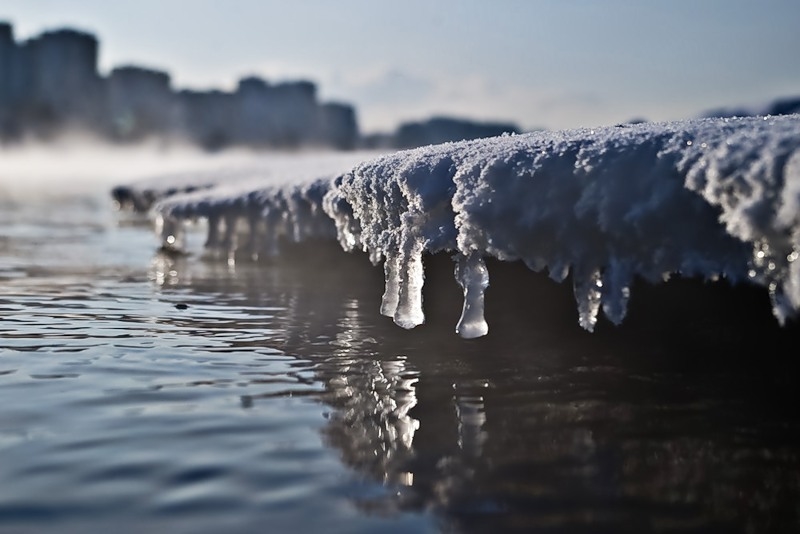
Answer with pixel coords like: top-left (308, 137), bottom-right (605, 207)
top-left (114, 116), bottom-right (800, 337)
top-left (113, 151), bottom-right (378, 259)
top-left (111, 151), bottom-right (379, 214)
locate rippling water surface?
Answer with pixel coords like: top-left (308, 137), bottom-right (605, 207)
top-left (1, 171), bottom-right (800, 534)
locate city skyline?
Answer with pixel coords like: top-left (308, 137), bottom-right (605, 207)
top-left (0, 23), bottom-right (362, 150)
top-left (2, 1), bottom-right (799, 134)
top-left (1, 22), bottom-right (524, 151)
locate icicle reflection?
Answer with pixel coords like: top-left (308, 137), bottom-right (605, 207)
top-left (145, 243), bottom-right (800, 533)
top-left (322, 297), bottom-right (421, 486)
top-left (154, 256), bottom-right (426, 492)
top-left (149, 253), bottom-right (182, 286)
top-left (323, 355), bottom-right (420, 486)
top-left (454, 392), bottom-right (487, 458)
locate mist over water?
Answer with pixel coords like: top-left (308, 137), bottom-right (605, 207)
top-left (1, 144), bottom-right (800, 533)
top-left (0, 142), bottom-right (277, 192)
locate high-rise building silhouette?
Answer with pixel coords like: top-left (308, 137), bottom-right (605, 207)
top-left (0, 21), bottom-right (522, 150)
top-left (0, 21), bottom-right (361, 149)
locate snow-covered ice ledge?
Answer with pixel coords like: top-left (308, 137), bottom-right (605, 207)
top-left (114, 116), bottom-right (800, 338)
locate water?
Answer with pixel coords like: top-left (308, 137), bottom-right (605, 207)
top-left (1, 168), bottom-right (800, 533)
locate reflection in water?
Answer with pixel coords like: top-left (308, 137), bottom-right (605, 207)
top-left (153, 242), bottom-right (800, 533)
top-left (153, 250), bottom-right (424, 490)
top-left (323, 355), bottom-right (420, 486)
top-left (329, 299), bottom-right (420, 461)
top-left (454, 390), bottom-right (487, 458)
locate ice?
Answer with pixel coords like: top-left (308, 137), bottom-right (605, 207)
top-left (573, 266), bottom-right (604, 332)
top-left (120, 151), bottom-right (379, 259)
top-left (154, 213), bottom-right (184, 252)
top-left (393, 235), bottom-right (426, 329)
top-left (114, 115), bottom-right (800, 337)
top-left (380, 253), bottom-right (401, 317)
top-left (454, 252), bottom-right (490, 339)
top-left (600, 258), bottom-right (633, 326)
top-left (112, 164), bottom-right (276, 213)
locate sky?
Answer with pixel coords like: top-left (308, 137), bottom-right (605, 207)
top-left (2, 0), bottom-right (800, 134)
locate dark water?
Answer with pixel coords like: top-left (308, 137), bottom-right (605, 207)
top-left (1, 186), bottom-right (800, 534)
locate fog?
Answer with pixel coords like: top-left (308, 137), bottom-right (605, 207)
top-left (0, 139), bottom-right (313, 198)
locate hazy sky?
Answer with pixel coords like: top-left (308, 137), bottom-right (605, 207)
top-left (2, 0), bottom-right (799, 133)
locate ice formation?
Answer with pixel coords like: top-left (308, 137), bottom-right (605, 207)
top-left (112, 151), bottom-right (379, 258)
top-left (114, 115), bottom-right (800, 338)
top-left (112, 165), bottom-right (267, 214)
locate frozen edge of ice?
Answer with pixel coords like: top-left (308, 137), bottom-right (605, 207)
top-left (117, 115), bottom-right (800, 337)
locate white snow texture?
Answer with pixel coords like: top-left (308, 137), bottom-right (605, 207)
top-left (114, 115), bottom-right (800, 338)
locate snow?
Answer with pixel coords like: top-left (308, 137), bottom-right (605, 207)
top-left (113, 115), bottom-right (800, 338)
top-left (111, 151), bottom-right (380, 214)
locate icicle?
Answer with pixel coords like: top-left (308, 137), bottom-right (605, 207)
top-left (336, 216), bottom-right (359, 252)
top-left (262, 209), bottom-right (282, 258)
top-left (244, 211), bottom-right (262, 261)
top-left (768, 281), bottom-right (791, 325)
top-left (393, 237), bottom-right (426, 329)
top-left (523, 256), bottom-right (546, 272)
top-left (368, 247), bottom-right (383, 266)
top-left (289, 198), bottom-right (305, 243)
top-left (573, 266), bottom-right (603, 332)
top-left (548, 259), bottom-right (570, 283)
top-left (454, 252), bottom-right (490, 339)
top-left (752, 239), bottom-right (800, 324)
top-left (788, 249), bottom-right (800, 309)
top-left (323, 192), bottom-right (360, 252)
top-left (155, 213), bottom-right (183, 251)
top-left (262, 228), bottom-right (279, 258)
top-left (220, 214), bottom-right (238, 259)
top-left (205, 214), bottom-right (220, 249)
top-left (601, 259), bottom-right (632, 325)
top-left (380, 253), bottom-right (400, 317)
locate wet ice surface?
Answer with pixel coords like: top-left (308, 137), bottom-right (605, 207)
top-left (1, 188), bottom-right (800, 533)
